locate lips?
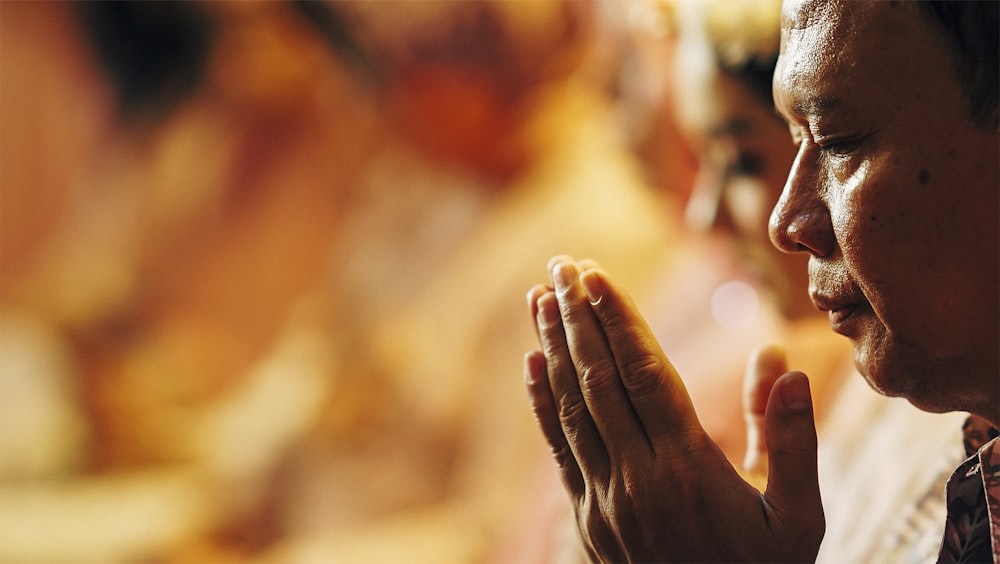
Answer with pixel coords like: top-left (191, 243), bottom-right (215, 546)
top-left (827, 304), bottom-right (857, 326)
top-left (810, 292), bottom-right (862, 335)
top-left (807, 259), bottom-right (868, 335)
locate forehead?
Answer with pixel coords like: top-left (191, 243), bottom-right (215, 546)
top-left (773, 0), bottom-right (945, 120)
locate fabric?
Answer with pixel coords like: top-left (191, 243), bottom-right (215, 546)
top-left (937, 417), bottom-right (1000, 563)
top-left (816, 373), bottom-right (968, 564)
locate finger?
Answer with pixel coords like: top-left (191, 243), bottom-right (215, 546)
top-left (549, 258), bottom-right (650, 457)
top-left (577, 267), bottom-right (702, 448)
top-left (546, 253), bottom-right (576, 272)
top-left (742, 343), bottom-right (787, 478)
top-left (526, 283), bottom-right (551, 343)
top-left (525, 350), bottom-right (585, 496)
top-left (763, 371), bottom-right (824, 548)
top-left (535, 290), bottom-right (610, 482)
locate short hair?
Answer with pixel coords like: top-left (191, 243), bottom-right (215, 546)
top-left (918, 1), bottom-right (999, 129)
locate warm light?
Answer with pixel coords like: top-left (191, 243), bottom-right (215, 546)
top-left (710, 279), bottom-right (759, 331)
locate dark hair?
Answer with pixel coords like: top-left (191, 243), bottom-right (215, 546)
top-left (919, 1), bottom-right (999, 129)
top-left (720, 54), bottom-right (780, 108)
top-left (76, 2), bottom-right (216, 121)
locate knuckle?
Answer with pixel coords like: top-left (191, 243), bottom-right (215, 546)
top-left (540, 336), bottom-right (566, 359)
top-left (550, 442), bottom-right (577, 473)
top-left (559, 295), bottom-right (591, 319)
top-left (557, 390), bottom-right (591, 428)
top-left (620, 353), bottom-right (666, 398)
top-left (577, 358), bottom-right (619, 395)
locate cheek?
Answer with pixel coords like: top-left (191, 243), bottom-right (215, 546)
top-left (834, 154), bottom-right (946, 272)
top-left (832, 170), bottom-right (928, 325)
top-left (837, 172), bottom-right (980, 353)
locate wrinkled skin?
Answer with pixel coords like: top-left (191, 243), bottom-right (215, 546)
top-left (525, 256), bottom-right (823, 562)
top-left (769, 0), bottom-right (999, 424)
top-left (523, 1), bottom-right (998, 561)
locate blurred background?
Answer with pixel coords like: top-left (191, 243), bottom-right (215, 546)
top-left (0, 1), bottom-right (801, 562)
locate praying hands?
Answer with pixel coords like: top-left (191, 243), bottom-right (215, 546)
top-left (524, 256), bottom-right (825, 562)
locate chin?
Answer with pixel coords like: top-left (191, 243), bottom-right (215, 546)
top-left (859, 365), bottom-right (946, 413)
top-left (852, 338), bottom-right (919, 401)
top-left (854, 337), bottom-right (965, 415)
top-left (903, 395), bottom-right (953, 415)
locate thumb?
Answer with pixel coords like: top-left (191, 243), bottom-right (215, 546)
top-left (742, 343), bottom-right (788, 480)
top-left (763, 371), bottom-right (824, 548)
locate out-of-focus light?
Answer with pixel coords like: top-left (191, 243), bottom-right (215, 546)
top-left (710, 279), bottom-right (759, 331)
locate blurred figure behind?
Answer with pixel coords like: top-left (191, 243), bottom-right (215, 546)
top-left (652, 1), bottom-right (969, 561)
top-left (497, 1), bottom-right (969, 561)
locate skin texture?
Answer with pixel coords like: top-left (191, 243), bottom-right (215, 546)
top-left (770, 0), bottom-right (999, 424)
top-left (525, 257), bottom-right (824, 562)
top-left (524, 1), bottom-right (998, 560)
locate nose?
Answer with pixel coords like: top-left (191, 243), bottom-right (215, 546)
top-left (685, 163), bottom-right (735, 233)
top-left (768, 150), bottom-right (835, 257)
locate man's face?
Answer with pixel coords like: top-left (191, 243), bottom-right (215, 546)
top-left (770, 0), bottom-right (999, 417)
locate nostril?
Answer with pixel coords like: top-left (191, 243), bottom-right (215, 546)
top-left (786, 216), bottom-right (810, 249)
top-left (782, 208), bottom-right (835, 258)
top-left (768, 208), bottom-right (796, 253)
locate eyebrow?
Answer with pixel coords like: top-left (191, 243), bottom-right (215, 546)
top-left (773, 95), bottom-right (843, 124)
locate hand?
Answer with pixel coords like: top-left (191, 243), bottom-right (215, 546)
top-left (524, 256), bottom-right (824, 562)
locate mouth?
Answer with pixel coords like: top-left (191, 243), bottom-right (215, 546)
top-left (811, 294), bottom-right (861, 335)
top-left (826, 305), bottom-right (857, 329)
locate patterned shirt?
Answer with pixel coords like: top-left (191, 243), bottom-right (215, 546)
top-left (937, 416), bottom-right (1000, 563)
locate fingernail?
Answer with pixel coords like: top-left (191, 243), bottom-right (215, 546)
top-left (552, 262), bottom-right (577, 295)
top-left (526, 286), bottom-right (543, 310)
top-left (580, 270), bottom-right (603, 305)
top-left (537, 293), bottom-right (560, 327)
top-left (524, 351), bottom-right (541, 386)
top-left (780, 372), bottom-right (811, 411)
top-left (547, 254), bottom-right (573, 272)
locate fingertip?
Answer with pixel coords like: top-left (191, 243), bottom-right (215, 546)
top-left (551, 261), bottom-right (579, 295)
top-left (579, 268), bottom-right (605, 305)
top-left (778, 371), bottom-right (812, 412)
top-left (526, 284), bottom-right (548, 312)
top-left (524, 350), bottom-right (547, 387)
top-left (763, 370), bottom-right (821, 544)
top-left (546, 254), bottom-right (575, 272)
top-left (536, 291), bottom-right (561, 327)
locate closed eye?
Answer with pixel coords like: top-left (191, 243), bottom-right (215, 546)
top-left (818, 137), bottom-right (861, 157)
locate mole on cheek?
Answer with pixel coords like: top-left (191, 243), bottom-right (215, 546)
top-left (918, 169), bottom-right (930, 184)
